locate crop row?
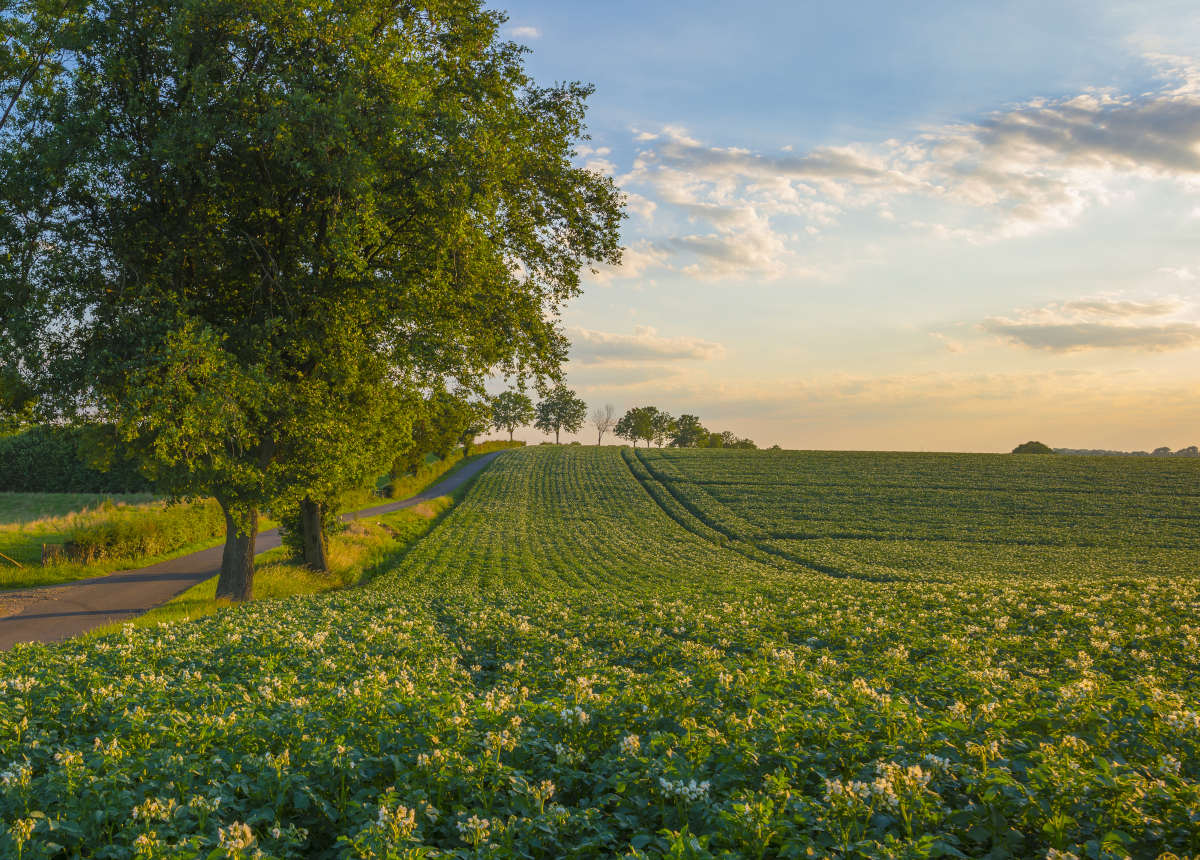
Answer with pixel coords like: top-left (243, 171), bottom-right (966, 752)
top-left (0, 446), bottom-right (1197, 858)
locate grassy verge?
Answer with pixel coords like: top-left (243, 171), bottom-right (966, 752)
top-left (0, 445), bottom-right (515, 591)
top-left (90, 496), bottom-right (455, 635)
top-left (0, 498), bottom-right (227, 590)
top-left (0, 491), bottom-right (158, 524)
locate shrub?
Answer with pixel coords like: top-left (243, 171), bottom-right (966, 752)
top-left (63, 499), bottom-right (225, 562)
top-left (0, 425), bottom-right (151, 493)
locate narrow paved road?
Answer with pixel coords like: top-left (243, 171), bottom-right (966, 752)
top-left (0, 452), bottom-right (502, 650)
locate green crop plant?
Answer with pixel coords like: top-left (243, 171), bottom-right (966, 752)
top-left (0, 446), bottom-right (1196, 857)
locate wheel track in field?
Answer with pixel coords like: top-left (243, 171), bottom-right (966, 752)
top-left (620, 447), bottom-right (900, 583)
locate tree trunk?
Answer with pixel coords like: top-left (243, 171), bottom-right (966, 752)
top-left (215, 501), bottom-right (257, 602)
top-left (300, 497), bottom-right (329, 572)
top-left (555, 427), bottom-right (560, 444)
top-left (509, 428), bottom-right (514, 442)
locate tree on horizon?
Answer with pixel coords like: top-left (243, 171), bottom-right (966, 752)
top-left (534, 385), bottom-right (588, 444)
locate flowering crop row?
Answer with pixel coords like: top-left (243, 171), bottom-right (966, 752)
top-left (0, 446), bottom-right (1197, 858)
top-left (638, 448), bottom-right (1200, 580)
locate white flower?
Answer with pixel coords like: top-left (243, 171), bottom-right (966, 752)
top-left (559, 705), bottom-right (589, 726)
top-left (456, 814), bottom-right (492, 845)
top-left (658, 776), bottom-right (710, 802)
top-left (218, 821), bottom-right (255, 853)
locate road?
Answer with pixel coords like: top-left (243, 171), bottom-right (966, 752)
top-left (0, 451), bottom-right (501, 650)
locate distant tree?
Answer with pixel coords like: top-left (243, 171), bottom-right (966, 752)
top-left (591, 403), bottom-right (617, 445)
top-left (1012, 441), bottom-right (1054, 454)
top-left (0, 367), bottom-right (36, 437)
top-left (652, 411), bottom-right (676, 448)
top-left (615, 406), bottom-right (658, 448)
top-left (1152, 446), bottom-right (1172, 457)
top-left (700, 430), bottom-right (724, 449)
top-left (491, 391), bottom-right (535, 442)
top-left (389, 389), bottom-right (476, 483)
top-left (769, 444), bottom-right (782, 451)
top-left (720, 431), bottom-right (756, 449)
top-left (671, 414), bottom-right (707, 448)
top-left (1176, 446), bottom-right (1199, 457)
top-left (534, 385), bottom-right (588, 444)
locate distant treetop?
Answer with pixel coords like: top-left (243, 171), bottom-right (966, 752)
top-left (1012, 441), bottom-right (1054, 454)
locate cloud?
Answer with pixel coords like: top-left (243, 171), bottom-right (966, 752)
top-left (982, 295), bottom-right (1200, 352)
top-left (1159, 266), bottom-right (1198, 280)
top-left (984, 320), bottom-right (1200, 352)
top-left (509, 25), bottom-right (541, 39)
top-left (930, 332), bottom-right (965, 353)
top-left (606, 56), bottom-right (1200, 282)
top-left (567, 325), bottom-right (726, 364)
top-left (588, 240), bottom-right (669, 282)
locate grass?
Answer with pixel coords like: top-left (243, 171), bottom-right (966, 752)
top-left (3, 446), bottom-right (1196, 857)
top-left (86, 496), bottom-right (454, 636)
top-left (0, 444), bottom-right (513, 591)
top-left (0, 491), bottom-right (158, 524)
top-left (0, 497), bottom-right (225, 590)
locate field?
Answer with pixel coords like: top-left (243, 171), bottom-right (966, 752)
top-left (1, 446), bottom-right (1197, 858)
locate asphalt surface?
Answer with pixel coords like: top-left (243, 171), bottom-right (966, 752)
top-left (0, 451), bottom-right (501, 650)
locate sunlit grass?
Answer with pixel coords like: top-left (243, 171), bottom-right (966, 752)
top-left (0, 445), bottom-right (513, 591)
top-left (88, 496), bottom-right (453, 635)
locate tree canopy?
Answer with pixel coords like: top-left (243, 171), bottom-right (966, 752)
top-left (1012, 441), bottom-right (1054, 454)
top-left (615, 406), bottom-right (658, 448)
top-left (0, 0), bottom-right (623, 598)
top-left (534, 385), bottom-right (588, 444)
top-left (491, 390), bottom-right (535, 442)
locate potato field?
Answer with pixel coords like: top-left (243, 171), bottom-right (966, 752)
top-left (1, 446), bottom-right (1197, 858)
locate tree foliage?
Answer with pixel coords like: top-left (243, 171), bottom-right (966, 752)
top-left (671, 414), bottom-right (708, 448)
top-left (491, 390), bottom-right (535, 442)
top-left (650, 410), bottom-right (676, 448)
top-left (534, 385), bottom-right (588, 444)
top-left (1012, 441), bottom-right (1054, 454)
top-left (615, 406), bottom-right (658, 448)
top-left (0, 0), bottom-right (623, 597)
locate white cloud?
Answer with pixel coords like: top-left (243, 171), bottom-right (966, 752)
top-left (1159, 266), bottom-right (1197, 280)
top-left (930, 332), bottom-right (965, 353)
top-left (610, 56), bottom-right (1200, 281)
top-left (509, 25), bottom-right (541, 39)
top-left (567, 325), bottom-right (726, 364)
top-left (588, 240), bottom-right (669, 283)
top-left (981, 295), bottom-right (1200, 352)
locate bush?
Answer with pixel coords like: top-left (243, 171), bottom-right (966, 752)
top-left (63, 499), bottom-right (225, 562)
top-left (0, 425), bottom-right (151, 493)
top-left (1012, 440), bottom-right (1054, 454)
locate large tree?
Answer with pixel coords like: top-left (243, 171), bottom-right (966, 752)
top-left (671, 413), bottom-right (707, 448)
top-left (651, 410), bottom-right (676, 448)
top-left (491, 390), bottom-right (535, 442)
top-left (0, 0), bottom-right (623, 599)
top-left (615, 406), bottom-right (658, 448)
top-left (534, 385), bottom-right (588, 444)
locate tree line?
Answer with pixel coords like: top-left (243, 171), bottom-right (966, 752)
top-left (0, 0), bottom-right (623, 599)
top-left (490, 388), bottom-right (758, 449)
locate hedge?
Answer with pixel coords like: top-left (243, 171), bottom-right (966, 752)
top-left (0, 426), bottom-right (151, 493)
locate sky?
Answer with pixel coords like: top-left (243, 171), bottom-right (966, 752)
top-left (488, 0), bottom-right (1200, 452)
